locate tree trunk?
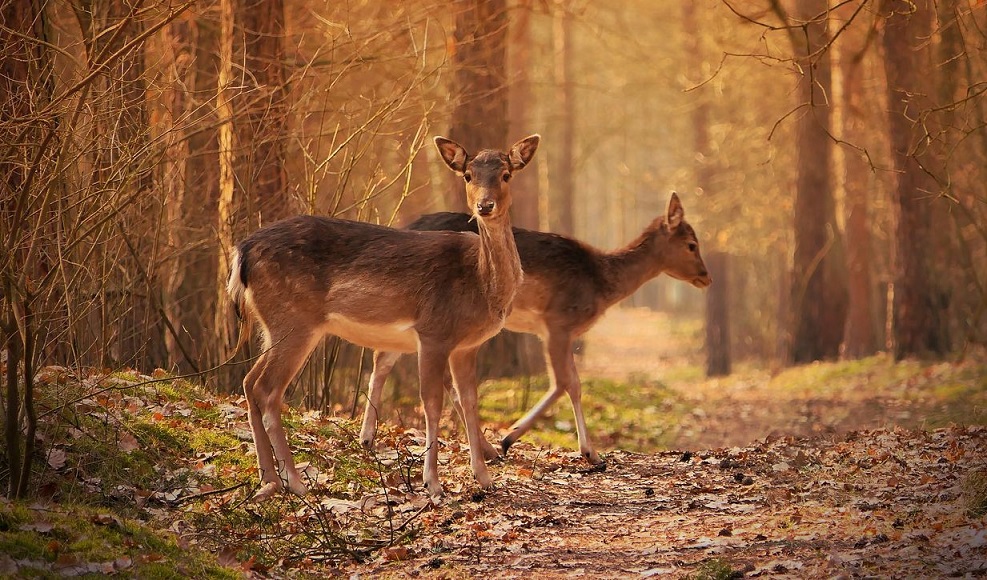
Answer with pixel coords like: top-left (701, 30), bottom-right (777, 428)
top-left (881, 0), bottom-right (949, 358)
top-left (177, 7), bottom-right (221, 379)
top-left (240, 0), bottom-right (290, 226)
top-left (159, 12), bottom-right (195, 370)
top-left (507, 0), bottom-right (539, 230)
top-left (447, 0), bottom-right (510, 208)
top-left (550, 0), bottom-right (575, 236)
top-left (789, 0), bottom-right (848, 364)
top-left (215, 0), bottom-right (237, 360)
top-left (447, 0), bottom-right (539, 378)
top-left (838, 30), bottom-right (879, 359)
top-left (683, 1), bottom-right (731, 376)
top-left (704, 253), bottom-right (731, 376)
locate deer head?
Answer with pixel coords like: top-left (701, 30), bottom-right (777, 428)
top-left (434, 135), bottom-right (540, 221)
top-left (662, 192), bottom-right (712, 289)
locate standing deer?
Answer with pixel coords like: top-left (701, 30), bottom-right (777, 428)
top-left (359, 192), bottom-right (710, 465)
top-left (227, 135), bottom-right (540, 500)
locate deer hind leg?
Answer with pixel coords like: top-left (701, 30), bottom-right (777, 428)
top-left (359, 350), bottom-right (402, 447)
top-left (500, 334), bottom-right (569, 455)
top-left (449, 347), bottom-right (493, 490)
top-left (418, 346), bottom-right (450, 499)
top-left (243, 330), bottom-right (319, 500)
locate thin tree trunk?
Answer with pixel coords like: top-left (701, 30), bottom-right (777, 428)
top-left (215, 0), bottom-right (236, 356)
top-left (683, 1), bottom-right (731, 376)
top-left (551, 0), bottom-right (574, 236)
top-left (508, 0), bottom-right (539, 230)
top-left (160, 12), bottom-right (195, 369)
top-left (3, 307), bottom-right (22, 498)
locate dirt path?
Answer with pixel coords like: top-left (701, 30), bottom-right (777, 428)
top-left (331, 310), bottom-right (987, 577)
top-left (577, 307), bottom-right (979, 450)
top-left (344, 426), bottom-right (987, 578)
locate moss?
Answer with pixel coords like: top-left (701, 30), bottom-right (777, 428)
top-left (0, 501), bottom-right (237, 579)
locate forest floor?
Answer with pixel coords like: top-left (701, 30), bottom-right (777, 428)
top-left (1, 308), bottom-right (986, 579)
top-left (338, 309), bottom-right (987, 578)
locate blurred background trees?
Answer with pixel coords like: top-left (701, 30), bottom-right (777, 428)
top-left (3, 0), bottom-right (986, 491)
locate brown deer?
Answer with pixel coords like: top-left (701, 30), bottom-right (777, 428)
top-left (227, 135), bottom-right (540, 500)
top-left (359, 192), bottom-right (710, 465)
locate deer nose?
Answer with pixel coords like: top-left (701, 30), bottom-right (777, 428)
top-left (476, 200), bottom-right (495, 216)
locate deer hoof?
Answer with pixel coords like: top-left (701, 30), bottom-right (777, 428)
top-left (287, 479), bottom-right (309, 497)
top-left (481, 441), bottom-right (502, 462)
top-left (500, 434), bottom-right (517, 455)
top-left (251, 481), bottom-right (282, 503)
top-left (583, 449), bottom-right (604, 466)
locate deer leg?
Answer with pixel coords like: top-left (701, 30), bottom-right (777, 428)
top-left (359, 350), bottom-right (402, 447)
top-left (449, 347), bottom-right (493, 490)
top-left (561, 351), bottom-right (602, 465)
top-left (500, 335), bottom-right (569, 455)
top-left (243, 352), bottom-right (280, 499)
top-left (418, 346), bottom-right (449, 499)
top-left (246, 331), bottom-right (319, 500)
top-left (446, 365), bottom-right (501, 461)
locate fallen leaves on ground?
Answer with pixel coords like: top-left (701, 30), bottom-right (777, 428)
top-left (342, 426), bottom-right (987, 579)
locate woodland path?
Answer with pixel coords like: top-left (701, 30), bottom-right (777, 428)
top-left (338, 308), bottom-right (987, 578)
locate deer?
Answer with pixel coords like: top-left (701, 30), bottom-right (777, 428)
top-left (359, 192), bottom-right (710, 466)
top-left (227, 134), bottom-right (540, 501)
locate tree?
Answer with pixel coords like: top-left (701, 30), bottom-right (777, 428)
top-left (445, 0), bottom-right (541, 378)
top-left (881, 0), bottom-right (949, 358)
top-left (1, 0), bottom-right (46, 498)
top-left (781, 0), bottom-right (849, 363)
top-left (549, 0), bottom-right (575, 236)
top-left (508, 0), bottom-right (540, 230)
top-left (683, 2), bottom-right (731, 377)
top-left (447, 0), bottom-right (510, 206)
top-left (837, 7), bottom-right (880, 359)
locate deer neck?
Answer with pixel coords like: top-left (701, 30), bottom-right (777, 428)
top-left (476, 216), bottom-right (523, 317)
top-left (600, 218), bottom-right (668, 306)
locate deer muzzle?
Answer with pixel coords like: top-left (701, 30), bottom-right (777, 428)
top-left (476, 199), bottom-right (496, 217)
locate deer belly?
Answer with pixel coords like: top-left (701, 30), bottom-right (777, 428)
top-left (505, 307), bottom-right (547, 338)
top-left (324, 315), bottom-right (419, 353)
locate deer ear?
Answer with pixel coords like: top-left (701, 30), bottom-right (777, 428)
top-left (666, 192), bottom-right (684, 230)
top-left (508, 134), bottom-right (540, 170)
top-left (434, 136), bottom-right (469, 174)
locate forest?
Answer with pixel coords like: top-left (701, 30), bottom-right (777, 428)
top-left (2, 0), bottom-right (987, 576)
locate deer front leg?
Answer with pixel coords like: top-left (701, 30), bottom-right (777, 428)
top-left (418, 347), bottom-right (449, 499)
top-left (449, 347), bottom-right (493, 490)
top-left (446, 366), bottom-right (502, 461)
top-left (360, 350), bottom-right (402, 447)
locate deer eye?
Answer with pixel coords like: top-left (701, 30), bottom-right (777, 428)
top-left (464, 173), bottom-right (472, 183)
top-left (688, 242), bottom-right (698, 253)
top-left (502, 172), bottom-right (511, 182)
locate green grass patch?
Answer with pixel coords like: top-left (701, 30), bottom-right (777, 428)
top-left (477, 375), bottom-right (691, 453)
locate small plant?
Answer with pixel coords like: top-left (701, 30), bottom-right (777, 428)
top-left (961, 469), bottom-right (987, 518)
top-left (689, 557), bottom-right (742, 580)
